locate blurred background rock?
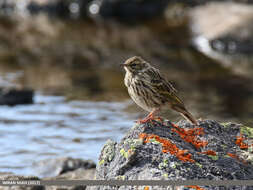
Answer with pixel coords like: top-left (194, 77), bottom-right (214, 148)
top-left (0, 0), bottom-right (252, 177)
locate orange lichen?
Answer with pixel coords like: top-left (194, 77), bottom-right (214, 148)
top-left (128, 149), bottom-right (133, 154)
top-left (227, 153), bottom-right (247, 165)
top-left (236, 135), bottom-right (249, 149)
top-left (200, 150), bottom-right (216, 156)
top-left (227, 153), bottom-right (237, 159)
top-left (139, 133), bottom-right (148, 140)
top-left (144, 186), bottom-right (149, 190)
top-left (186, 185), bottom-right (205, 190)
top-left (139, 133), bottom-right (195, 163)
top-left (171, 124), bottom-right (208, 149)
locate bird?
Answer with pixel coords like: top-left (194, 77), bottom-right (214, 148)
top-left (122, 56), bottom-right (198, 126)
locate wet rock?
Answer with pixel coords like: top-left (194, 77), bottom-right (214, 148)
top-left (175, 0), bottom-right (253, 6)
top-left (44, 168), bottom-right (95, 190)
top-left (190, 2), bottom-right (253, 55)
top-left (27, 0), bottom-right (92, 19)
top-left (0, 0), bottom-right (16, 15)
top-left (0, 0), bottom-right (91, 18)
top-left (188, 2), bottom-right (253, 77)
top-left (0, 168), bottom-right (95, 190)
top-left (33, 157), bottom-right (96, 178)
top-left (0, 173), bottom-right (42, 190)
top-left (4, 0), bottom-right (169, 21)
top-left (0, 88), bottom-right (34, 106)
top-left (88, 0), bottom-right (169, 21)
top-left (89, 120), bottom-right (253, 190)
top-left (48, 168), bottom-right (95, 180)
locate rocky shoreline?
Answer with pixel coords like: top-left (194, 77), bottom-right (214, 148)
top-left (1, 0), bottom-right (253, 68)
top-left (1, 119), bottom-right (252, 190)
top-left (0, 157), bottom-right (96, 190)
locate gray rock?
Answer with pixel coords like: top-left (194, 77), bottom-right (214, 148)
top-left (88, 0), bottom-right (169, 21)
top-left (0, 165), bottom-right (95, 190)
top-left (90, 120), bottom-right (253, 190)
top-left (173, 0), bottom-right (253, 6)
top-left (1, 0), bottom-right (169, 21)
top-left (33, 157), bottom-right (96, 178)
top-left (190, 2), bottom-right (253, 55)
top-left (44, 168), bottom-right (95, 190)
top-left (189, 2), bottom-right (253, 76)
top-left (0, 173), bottom-right (42, 190)
top-left (27, 0), bottom-right (92, 19)
top-left (0, 88), bottom-right (34, 106)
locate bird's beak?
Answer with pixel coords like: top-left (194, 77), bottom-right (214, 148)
top-left (119, 63), bottom-right (125, 67)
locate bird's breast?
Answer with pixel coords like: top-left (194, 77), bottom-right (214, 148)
top-left (124, 72), bottom-right (132, 88)
top-left (126, 76), bottom-right (160, 112)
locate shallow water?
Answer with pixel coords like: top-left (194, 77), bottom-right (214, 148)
top-left (0, 94), bottom-right (135, 176)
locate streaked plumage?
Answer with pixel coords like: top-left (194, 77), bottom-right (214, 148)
top-left (122, 56), bottom-right (198, 126)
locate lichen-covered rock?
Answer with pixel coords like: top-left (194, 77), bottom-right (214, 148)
top-left (90, 120), bottom-right (253, 190)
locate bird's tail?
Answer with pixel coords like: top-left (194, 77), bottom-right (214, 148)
top-left (172, 105), bottom-right (198, 126)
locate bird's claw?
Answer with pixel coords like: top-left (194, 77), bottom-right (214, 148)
top-left (137, 115), bottom-right (164, 124)
top-left (138, 118), bottom-right (153, 124)
top-left (137, 113), bottom-right (155, 124)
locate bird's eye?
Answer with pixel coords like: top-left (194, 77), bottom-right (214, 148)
top-left (131, 63), bottom-right (137, 67)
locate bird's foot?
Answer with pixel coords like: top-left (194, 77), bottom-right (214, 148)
top-left (137, 116), bottom-right (164, 124)
top-left (137, 113), bottom-right (155, 124)
top-left (171, 123), bottom-right (180, 128)
top-left (137, 117), bottom-right (154, 124)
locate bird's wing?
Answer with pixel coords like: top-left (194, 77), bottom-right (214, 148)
top-left (154, 81), bottom-right (184, 106)
top-left (147, 67), bottom-right (177, 93)
top-left (143, 68), bottom-right (184, 105)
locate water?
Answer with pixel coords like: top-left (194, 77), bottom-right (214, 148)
top-left (0, 93), bottom-right (135, 176)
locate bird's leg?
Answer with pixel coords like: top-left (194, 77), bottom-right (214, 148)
top-left (138, 112), bottom-right (155, 124)
top-left (138, 109), bottom-right (160, 124)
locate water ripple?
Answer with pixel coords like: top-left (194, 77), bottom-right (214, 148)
top-left (0, 93), bottom-right (135, 176)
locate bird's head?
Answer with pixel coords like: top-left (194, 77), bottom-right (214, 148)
top-left (121, 56), bottom-right (150, 73)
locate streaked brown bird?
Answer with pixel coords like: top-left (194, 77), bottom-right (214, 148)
top-left (122, 56), bottom-right (198, 126)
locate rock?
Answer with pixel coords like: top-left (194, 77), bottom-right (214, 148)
top-left (0, 173), bottom-right (42, 190)
top-left (0, 0), bottom-right (16, 15)
top-left (1, 0), bottom-right (169, 21)
top-left (0, 88), bottom-right (34, 105)
top-left (190, 2), bottom-right (253, 55)
top-left (88, 0), bottom-right (169, 21)
top-left (33, 157), bottom-right (96, 178)
top-left (0, 0), bottom-right (92, 18)
top-left (0, 163), bottom-right (95, 190)
top-left (188, 2), bottom-right (253, 76)
top-left (176, 0), bottom-right (253, 6)
top-left (44, 168), bottom-right (95, 190)
top-left (27, 0), bottom-right (93, 19)
top-left (3, 0), bottom-right (169, 21)
top-left (49, 168), bottom-right (95, 180)
top-left (90, 120), bottom-right (253, 190)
